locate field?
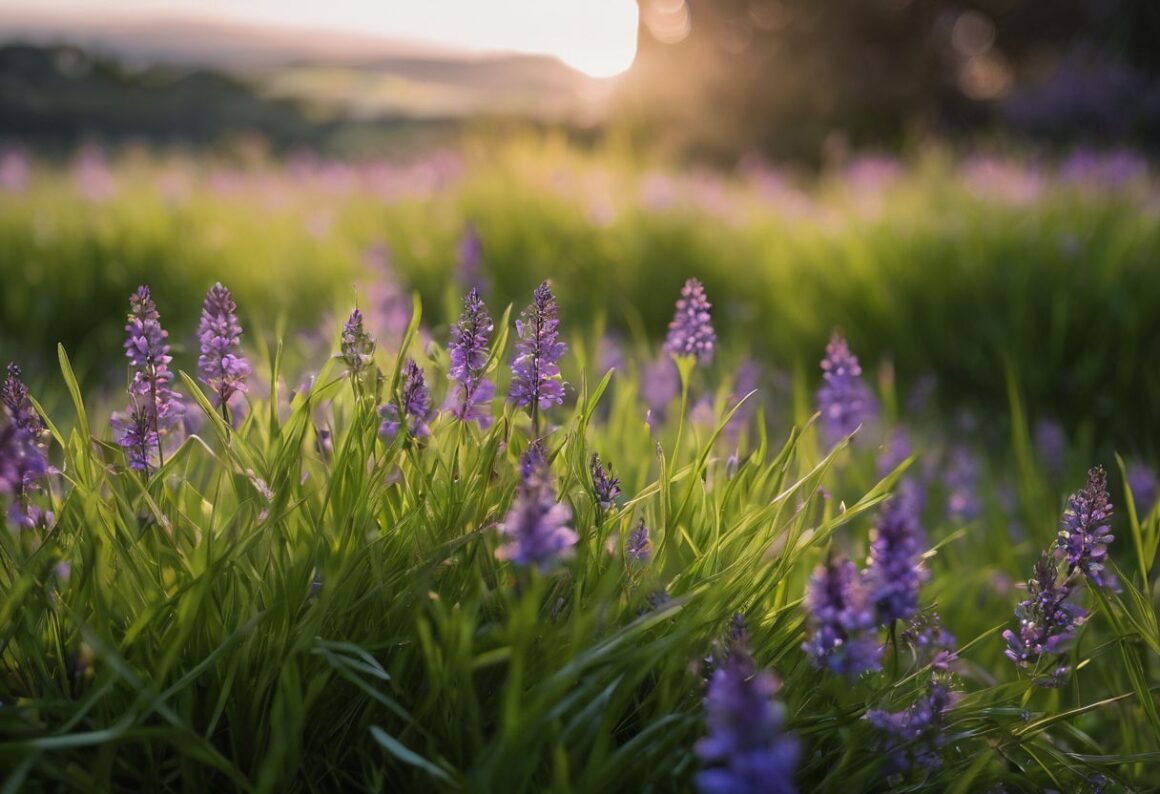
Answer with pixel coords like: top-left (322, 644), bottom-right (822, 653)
top-left (1, 139), bottom-right (1159, 791)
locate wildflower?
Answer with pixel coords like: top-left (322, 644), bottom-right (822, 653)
top-left (1127, 461), bottom-right (1157, 514)
top-left (803, 557), bottom-right (883, 677)
top-left (509, 281), bottom-right (566, 417)
top-left (664, 278), bottom-right (716, 363)
top-left (865, 481), bottom-right (929, 624)
top-left (945, 444), bottom-right (982, 522)
top-left (590, 453), bottom-right (621, 512)
top-left (337, 308), bottom-right (376, 378)
top-left (379, 359), bottom-right (433, 440)
top-left (197, 282), bottom-right (250, 409)
top-left (496, 446), bottom-right (577, 569)
top-left (0, 408), bottom-right (49, 527)
top-left (867, 683), bottom-right (955, 773)
top-left (626, 518), bottom-right (651, 564)
top-left (457, 223), bottom-right (486, 291)
top-left (1057, 466), bottom-right (1116, 589)
top-left (118, 286), bottom-right (181, 470)
top-left (816, 331), bottom-right (876, 444)
top-left (112, 406), bottom-right (158, 472)
top-left (447, 288), bottom-right (495, 428)
top-left (696, 640), bottom-right (799, 794)
top-left (1003, 553), bottom-right (1086, 676)
top-left (2, 363), bottom-right (47, 448)
top-left (900, 610), bottom-right (957, 671)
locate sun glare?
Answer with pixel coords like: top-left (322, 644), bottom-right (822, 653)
top-left (550, 1), bottom-right (640, 78)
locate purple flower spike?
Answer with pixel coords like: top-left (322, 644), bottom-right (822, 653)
top-left (379, 359), bottom-right (433, 440)
top-left (816, 331), bottom-right (877, 444)
top-left (1004, 553), bottom-right (1086, 679)
top-left (590, 453), bottom-right (621, 512)
top-left (1057, 466), bottom-right (1116, 589)
top-left (338, 308), bottom-right (376, 378)
top-left (496, 447), bottom-right (577, 569)
top-left (695, 641), bottom-right (799, 794)
top-left (118, 286), bottom-right (181, 471)
top-left (865, 481), bottom-right (929, 624)
top-left (111, 406), bottom-right (158, 473)
top-left (3, 363), bottom-right (47, 447)
top-left (509, 281), bottom-right (566, 415)
top-left (626, 518), bottom-right (651, 564)
top-left (867, 683), bottom-right (956, 773)
top-left (197, 283), bottom-right (250, 409)
top-left (1, 408), bottom-right (49, 527)
top-left (447, 288), bottom-right (495, 428)
top-left (664, 278), bottom-right (716, 363)
top-left (803, 557), bottom-right (883, 678)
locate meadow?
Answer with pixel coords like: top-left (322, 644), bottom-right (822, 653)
top-left (0, 139), bottom-right (1158, 792)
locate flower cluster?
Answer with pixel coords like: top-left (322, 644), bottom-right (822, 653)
top-left (590, 453), bottom-right (621, 512)
top-left (1003, 553), bottom-right (1086, 681)
top-left (664, 278), bottom-right (716, 363)
top-left (197, 282), bottom-right (250, 409)
top-left (1057, 466), bottom-right (1116, 589)
top-left (625, 518), bottom-right (651, 564)
top-left (338, 308), bottom-right (377, 379)
top-left (2, 363), bottom-right (47, 445)
top-left (865, 481), bottom-right (929, 624)
top-left (509, 281), bottom-right (566, 417)
top-left (379, 359), bottom-right (433, 441)
top-left (867, 683), bottom-right (956, 773)
top-left (447, 288), bottom-right (495, 428)
top-left (116, 286), bottom-right (181, 471)
top-left (696, 634), bottom-right (799, 794)
top-left (0, 406), bottom-right (49, 527)
top-left (816, 331), bottom-right (877, 444)
top-left (496, 445), bottom-right (577, 569)
top-left (803, 557), bottom-right (883, 677)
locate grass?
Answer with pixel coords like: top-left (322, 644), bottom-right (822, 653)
top-left (0, 139), bottom-right (1159, 791)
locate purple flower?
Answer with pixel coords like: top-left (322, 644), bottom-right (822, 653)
top-left (1003, 553), bottom-right (1086, 680)
top-left (867, 683), bottom-right (955, 773)
top-left (900, 610), bottom-right (957, 671)
top-left (626, 518), bottom-right (651, 563)
top-left (695, 642), bottom-right (799, 794)
top-left (865, 481), bottom-right (929, 624)
top-left (590, 453), bottom-right (621, 511)
top-left (1, 408), bottom-right (49, 527)
top-left (945, 444), bottom-right (982, 522)
top-left (664, 278), bottom-right (716, 363)
top-left (447, 288), bottom-right (495, 428)
top-left (509, 281), bottom-right (566, 416)
top-left (337, 308), bottom-right (376, 378)
top-left (457, 223), bottom-right (486, 292)
top-left (1126, 461), bottom-right (1157, 515)
top-left (1057, 466), bottom-right (1116, 589)
top-left (197, 283), bottom-right (250, 409)
top-left (112, 405), bottom-right (158, 473)
top-left (379, 359), bottom-right (433, 440)
top-left (816, 332), bottom-right (877, 444)
top-left (2, 363), bottom-right (47, 447)
top-left (803, 557), bottom-right (883, 677)
top-left (496, 447), bottom-right (577, 569)
top-left (118, 286), bottom-right (181, 471)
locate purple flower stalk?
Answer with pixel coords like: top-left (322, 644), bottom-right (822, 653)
top-left (900, 610), bottom-right (957, 671)
top-left (1, 408), bottom-right (49, 527)
top-left (2, 363), bottom-right (47, 447)
top-left (379, 359), bottom-right (433, 440)
top-left (118, 286), bottom-right (181, 470)
top-left (111, 406), bottom-right (158, 472)
top-left (1003, 553), bottom-right (1086, 681)
top-left (626, 518), bottom-right (651, 564)
top-left (803, 557), bottom-right (883, 677)
top-left (590, 453), bottom-right (620, 512)
top-left (197, 283), bottom-right (250, 409)
top-left (338, 308), bottom-right (376, 379)
top-left (447, 288), bottom-right (495, 428)
top-left (496, 447), bottom-right (577, 569)
top-left (509, 281), bottom-right (566, 420)
top-left (816, 331), bottom-right (877, 444)
top-left (865, 481), bottom-right (929, 624)
top-left (664, 278), bottom-right (716, 363)
top-left (867, 683), bottom-right (955, 773)
top-left (695, 642), bottom-right (799, 794)
top-left (1057, 466), bottom-right (1116, 589)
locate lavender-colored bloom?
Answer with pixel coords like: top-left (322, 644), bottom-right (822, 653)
top-left (197, 283), bottom-right (250, 408)
top-left (1057, 466), bottom-right (1116, 589)
top-left (379, 359), bottom-right (433, 440)
top-left (509, 281), bottom-right (566, 414)
top-left (2, 363), bottom-right (47, 446)
top-left (626, 518), bottom-right (651, 563)
top-left (447, 288), bottom-right (495, 428)
top-left (865, 481), bottom-right (929, 624)
top-left (695, 643), bottom-right (799, 794)
top-left (945, 444), bottom-right (982, 522)
top-left (0, 409), bottom-right (49, 527)
top-left (457, 223), bottom-right (486, 291)
top-left (900, 610), bottom-right (957, 671)
top-left (803, 557), bottom-right (883, 677)
top-left (664, 278), bottom-right (716, 363)
top-left (337, 308), bottom-right (376, 378)
top-left (496, 447), bottom-right (577, 569)
top-left (1034, 419), bottom-right (1067, 477)
top-left (590, 453), bottom-right (620, 511)
top-left (1003, 553), bottom-right (1086, 678)
top-left (124, 286), bottom-right (181, 426)
top-left (111, 406), bottom-right (158, 472)
top-left (1126, 461), bottom-right (1157, 515)
top-left (867, 683), bottom-right (955, 773)
top-left (816, 331), bottom-right (877, 444)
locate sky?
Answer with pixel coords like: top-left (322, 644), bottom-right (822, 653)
top-left (1, 0), bottom-right (643, 78)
